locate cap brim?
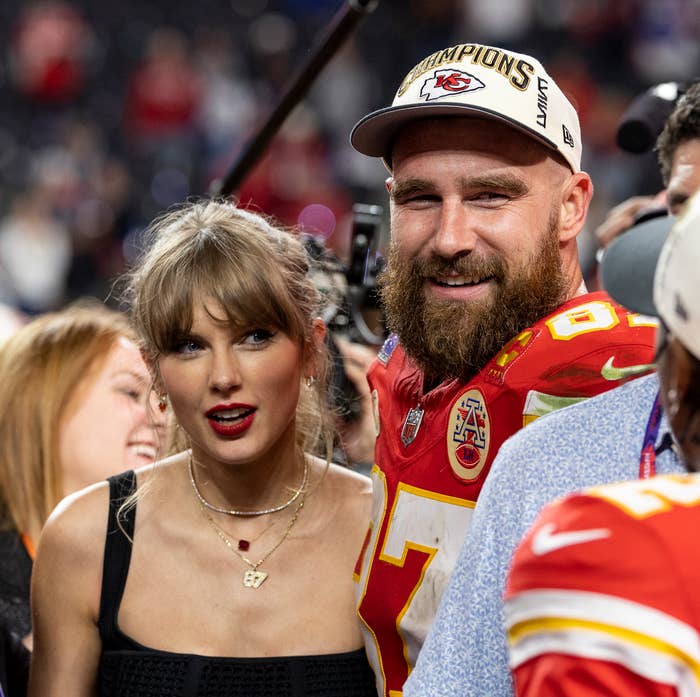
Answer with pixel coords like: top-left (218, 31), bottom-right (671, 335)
top-left (600, 213), bottom-right (673, 316)
top-left (350, 103), bottom-right (559, 165)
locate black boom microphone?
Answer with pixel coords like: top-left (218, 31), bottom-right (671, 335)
top-left (215, 0), bottom-right (379, 198)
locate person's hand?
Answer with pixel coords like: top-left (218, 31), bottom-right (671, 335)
top-left (595, 191), bottom-right (667, 251)
top-left (334, 336), bottom-right (378, 468)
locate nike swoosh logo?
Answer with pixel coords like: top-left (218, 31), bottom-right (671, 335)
top-left (600, 357), bottom-right (655, 382)
top-left (531, 522), bottom-right (611, 556)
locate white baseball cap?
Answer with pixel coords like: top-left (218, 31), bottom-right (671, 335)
top-left (654, 192), bottom-right (700, 361)
top-left (350, 42), bottom-right (582, 173)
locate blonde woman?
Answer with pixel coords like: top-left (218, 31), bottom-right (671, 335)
top-left (29, 200), bottom-right (376, 696)
top-left (0, 301), bottom-right (164, 694)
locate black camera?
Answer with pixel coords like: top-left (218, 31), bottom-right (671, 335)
top-left (302, 203), bottom-right (387, 430)
top-left (305, 203), bottom-right (386, 346)
top-left (340, 203), bottom-right (386, 345)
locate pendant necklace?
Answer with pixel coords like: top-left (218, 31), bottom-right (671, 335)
top-left (199, 495), bottom-right (305, 588)
top-left (206, 509), bottom-right (278, 552)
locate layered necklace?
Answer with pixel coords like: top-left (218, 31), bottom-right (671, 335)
top-left (189, 454), bottom-right (308, 588)
top-left (188, 454), bottom-right (308, 517)
top-left (199, 496), bottom-right (304, 588)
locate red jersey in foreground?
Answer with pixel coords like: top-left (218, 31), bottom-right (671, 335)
top-left (354, 291), bottom-right (657, 696)
top-left (506, 473), bottom-right (700, 697)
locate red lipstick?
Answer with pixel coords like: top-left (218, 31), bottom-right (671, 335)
top-left (205, 403), bottom-right (256, 437)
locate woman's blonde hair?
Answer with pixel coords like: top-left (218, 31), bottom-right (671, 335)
top-left (126, 198), bottom-right (335, 462)
top-left (0, 300), bottom-right (136, 541)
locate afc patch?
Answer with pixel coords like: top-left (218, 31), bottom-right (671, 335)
top-left (377, 333), bottom-right (399, 366)
top-left (447, 388), bottom-right (490, 482)
top-left (420, 68), bottom-right (485, 101)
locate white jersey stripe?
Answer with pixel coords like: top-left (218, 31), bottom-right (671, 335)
top-left (507, 626), bottom-right (700, 697)
top-left (506, 589), bottom-right (700, 695)
top-left (506, 589), bottom-right (700, 662)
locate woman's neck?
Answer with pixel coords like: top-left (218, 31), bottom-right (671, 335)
top-left (188, 444), bottom-right (307, 514)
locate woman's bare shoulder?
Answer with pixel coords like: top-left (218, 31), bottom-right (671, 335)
top-left (39, 480), bottom-right (111, 565)
top-left (309, 459), bottom-right (372, 521)
top-left (132, 449), bottom-right (188, 488)
top-left (32, 481), bottom-right (112, 634)
top-left (326, 462), bottom-right (373, 494)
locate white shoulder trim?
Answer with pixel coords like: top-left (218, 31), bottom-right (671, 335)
top-left (506, 588), bottom-right (700, 695)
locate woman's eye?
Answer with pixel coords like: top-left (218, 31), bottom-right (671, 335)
top-left (117, 385), bottom-right (145, 402)
top-left (243, 328), bottom-right (275, 346)
top-left (173, 339), bottom-right (201, 355)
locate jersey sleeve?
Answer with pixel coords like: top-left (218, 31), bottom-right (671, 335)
top-left (505, 296), bottom-right (657, 423)
top-left (512, 652), bottom-right (680, 697)
top-left (505, 493), bottom-right (700, 697)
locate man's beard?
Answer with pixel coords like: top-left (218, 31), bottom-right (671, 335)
top-left (378, 213), bottom-right (569, 383)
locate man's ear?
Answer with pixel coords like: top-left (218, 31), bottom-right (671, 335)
top-left (385, 176), bottom-right (393, 194)
top-left (558, 171), bottom-right (594, 243)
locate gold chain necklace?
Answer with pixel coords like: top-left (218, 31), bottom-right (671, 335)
top-left (199, 495), bottom-right (305, 588)
top-left (206, 509), bottom-right (278, 552)
top-left (188, 453), bottom-right (308, 517)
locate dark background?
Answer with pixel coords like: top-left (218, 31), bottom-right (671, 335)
top-left (0, 0), bottom-right (695, 321)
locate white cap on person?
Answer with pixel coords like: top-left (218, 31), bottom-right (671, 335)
top-left (654, 192), bottom-right (700, 361)
top-left (350, 42), bottom-right (582, 173)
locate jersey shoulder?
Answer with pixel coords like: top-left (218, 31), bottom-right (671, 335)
top-left (487, 291), bottom-right (656, 406)
top-left (367, 335), bottom-right (416, 387)
top-left (507, 473), bottom-right (700, 617)
top-left (506, 474), bottom-right (700, 689)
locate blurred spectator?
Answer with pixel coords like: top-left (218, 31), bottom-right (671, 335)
top-left (236, 105), bottom-right (353, 257)
top-left (8, 1), bottom-right (95, 105)
top-left (0, 0), bottom-right (696, 327)
top-left (193, 27), bottom-right (258, 173)
top-left (124, 26), bottom-right (201, 214)
top-left (124, 27), bottom-right (201, 144)
top-left (462, 0), bottom-right (532, 42)
top-left (0, 185), bottom-right (71, 314)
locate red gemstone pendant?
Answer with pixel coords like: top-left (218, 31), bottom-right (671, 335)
top-left (238, 539), bottom-right (250, 551)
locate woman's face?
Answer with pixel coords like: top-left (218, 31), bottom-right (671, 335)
top-left (59, 336), bottom-right (165, 496)
top-left (157, 299), bottom-right (313, 472)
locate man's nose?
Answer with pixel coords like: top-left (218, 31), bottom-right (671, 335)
top-left (432, 200), bottom-right (478, 260)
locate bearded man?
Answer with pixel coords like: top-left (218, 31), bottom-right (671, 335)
top-left (349, 42), bottom-right (658, 697)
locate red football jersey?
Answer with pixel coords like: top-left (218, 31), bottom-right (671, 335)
top-left (506, 473), bottom-right (700, 697)
top-left (354, 291), bottom-right (657, 696)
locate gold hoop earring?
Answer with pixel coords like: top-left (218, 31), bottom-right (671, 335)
top-left (305, 376), bottom-right (316, 388)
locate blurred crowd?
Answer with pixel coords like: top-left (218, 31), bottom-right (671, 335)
top-left (0, 0), bottom-right (697, 323)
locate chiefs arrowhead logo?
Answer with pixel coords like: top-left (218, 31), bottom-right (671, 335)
top-left (420, 69), bottom-right (485, 101)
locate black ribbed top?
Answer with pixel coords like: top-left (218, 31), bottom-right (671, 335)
top-left (98, 471), bottom-right (377, 697)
